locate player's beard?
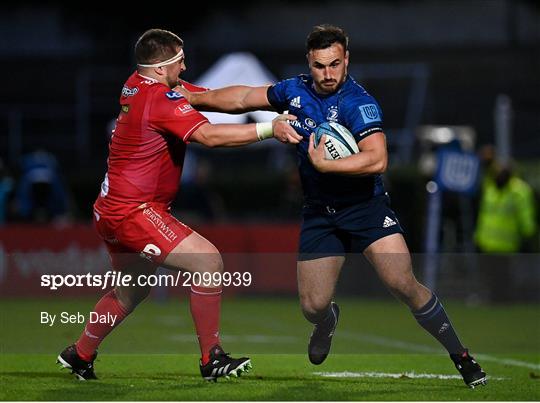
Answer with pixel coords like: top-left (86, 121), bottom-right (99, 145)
top-left (317, 77), bottom-right (343, 94)
top-left (320, 79), bottom-right (337, 91)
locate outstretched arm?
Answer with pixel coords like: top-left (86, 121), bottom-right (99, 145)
top-left (177, 83), bottom-right (302, 144)
top-left (176, 84), bottom-right (274, 114)
top-left (190, 114), bottom-right (298, 147)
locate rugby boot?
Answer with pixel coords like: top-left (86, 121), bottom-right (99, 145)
top-left (199, 345), bottom-right (252, 381)
top-left (450, 349), bottom-right (487, 388)
top-left (57, 344), bottom-right (98, 380)
top-left (308, 302), bottom-right (340, 365)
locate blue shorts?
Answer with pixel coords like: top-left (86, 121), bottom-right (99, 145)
top-left (298, 194), bottom-right (404, 261)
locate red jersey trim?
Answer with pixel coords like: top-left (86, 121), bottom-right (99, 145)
top-left (182, 119), bottom-right (208, 142)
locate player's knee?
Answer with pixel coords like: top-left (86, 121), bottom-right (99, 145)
top-left (198, 243), bottom-right (223, 273)
top-left (115, 285), bottom-right (151, 310)
top-left (206, 253), bottom-right (224, 274)
top-left (300, 293), bottom-right (331, 317)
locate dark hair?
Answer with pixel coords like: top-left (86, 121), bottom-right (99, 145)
top-left (306, 24), bottom-right (348, 52)
top-left (135, 29), bottom-right (183, 65)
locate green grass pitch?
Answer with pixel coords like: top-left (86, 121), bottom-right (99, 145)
top-left (1, 297), bottom-right (539, 400)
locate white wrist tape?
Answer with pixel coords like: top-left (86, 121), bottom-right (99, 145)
top-left (256, 122), bottom-right (274, 141)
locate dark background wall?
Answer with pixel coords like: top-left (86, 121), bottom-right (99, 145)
top-left (0, 1), bottom-right (539, 252)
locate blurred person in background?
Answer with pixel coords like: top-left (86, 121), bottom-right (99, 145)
top-left (13, 150), bottom-right (70, 224)
top-left (474, 145), bottom-right (538, 301)
top-left (57, 28), bottom-right (300, 382)
top-left (174, 149), bottom-right (226, 222)
top-left (0, 158), bottom-right (14, 225)
top-left (178, 24), bottom-right (487, 388)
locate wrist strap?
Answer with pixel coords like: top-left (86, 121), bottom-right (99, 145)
top-left (256, 122), bottom-right (273, 141)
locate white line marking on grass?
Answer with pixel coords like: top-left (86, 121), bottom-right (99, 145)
top-left (340, 331), bottom-right (440, 354)
top-left (314, 371), bottom-right (506, 380)
top-left (476, 355), bottom-right (540, 371)
top-left (339, 331), bottom-right (540, 370)
top-left (168, 334), bottom-right (299, 343)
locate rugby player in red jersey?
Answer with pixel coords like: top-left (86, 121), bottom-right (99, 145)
top-left (57, 28), bottom-right (301, 382)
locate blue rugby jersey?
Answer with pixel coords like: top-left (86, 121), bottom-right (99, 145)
top-left (267, 74), bottom-right (386, 206)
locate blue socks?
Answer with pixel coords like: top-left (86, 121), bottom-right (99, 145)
top-left (412, 293), bottom-right (465, 355)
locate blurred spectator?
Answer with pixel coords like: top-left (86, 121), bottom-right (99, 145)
top-left (475, 148), bottom-right (537, 253)
top-left (14, 150), bottom-right (71, 224)
top-left (0, 158), bottom-right (14, 225)
top-left (474, 145), bottom-right (537, 302)
top-left (174, 149), bottom-right (225, 222)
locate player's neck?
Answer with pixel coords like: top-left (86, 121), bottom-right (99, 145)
top-left (137, 70), bottom-right (166, 86)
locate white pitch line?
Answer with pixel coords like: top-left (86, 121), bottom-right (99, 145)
top-left (339, 331), bottom-right (540, 370)
top-left (476, 355), bottom-right (540, 371)
top-left (166, 328), bottom-right (540, 370)
top-left (314, 371), bottom-right (506, 380)
top-left (168, 334), bottom-right (299, 343)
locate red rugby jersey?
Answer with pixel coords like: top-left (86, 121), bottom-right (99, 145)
top-left (94, 72), bottom-right (208, 225)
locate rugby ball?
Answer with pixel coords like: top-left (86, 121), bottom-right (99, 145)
top-left (314, 122), bottom-right (359, 160)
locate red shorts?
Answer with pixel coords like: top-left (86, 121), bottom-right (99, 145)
top-left (94, 202), bottom-right (193, 269)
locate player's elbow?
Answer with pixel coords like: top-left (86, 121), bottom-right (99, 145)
top-left (369, 151), bottom-right (387, 174)
top-left (191, 124), bottom-right (221, 148)
top-left (375, 157), bottom-right (388, 173)
top-left (200, 134), bottom-right (221, 148)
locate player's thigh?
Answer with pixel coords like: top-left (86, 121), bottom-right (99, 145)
top-left (97, 237), bottom-right (158, 307)
top-left (297, 256), bottom-right (344, 308)
top-left (363, 233), bottom-right (416, 287)
top-left (162, 230), bottom-right (223, 275)
top-left (106, 203), bottom-right (194, 267)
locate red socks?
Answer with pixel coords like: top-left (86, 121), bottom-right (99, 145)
top-left (74, 285), bottom-right (222, 365)
top-left (190, 285), bottom-right (222, 365)
top-left (75, 289), bottom-right (130, 361)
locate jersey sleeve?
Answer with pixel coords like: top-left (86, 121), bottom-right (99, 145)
top-left (341, 95), bottom-right (384, 143)
top-left (266, 79), bottom-right (291, 113)
top-left (179, 80), bottom-right (210, 93)
top-left (149, 88), bottom-right (209, 142)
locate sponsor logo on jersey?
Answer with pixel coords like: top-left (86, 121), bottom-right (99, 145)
top-left (140, 243), bottom-right (162, 261)
top-left (165, 91), bottom-right (184, 100)
top-left (143, 207), bottom-right (179, 242)
top-left (289, 96), bottom-right (302, 108)
top-left (359, 127), bottom-right (383, 137)
top-left (290, 119), bottom-right (311, 133)
top-left (121, 85), bottom-right (138, 97)
top-left (305, 118), bottom-right (317, 129)
top-left (175, 103), bottom-right (194, 115)
top-left (327, 106), bottom-right (339, 122)
top-left (359, 104), bottom-right (380, 123)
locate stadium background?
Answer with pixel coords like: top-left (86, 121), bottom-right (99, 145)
top-left (0, 1), bottom-right (539, 400)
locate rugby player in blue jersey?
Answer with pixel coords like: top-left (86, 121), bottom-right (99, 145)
top-left (178, 24), bottom-right (486, 388)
